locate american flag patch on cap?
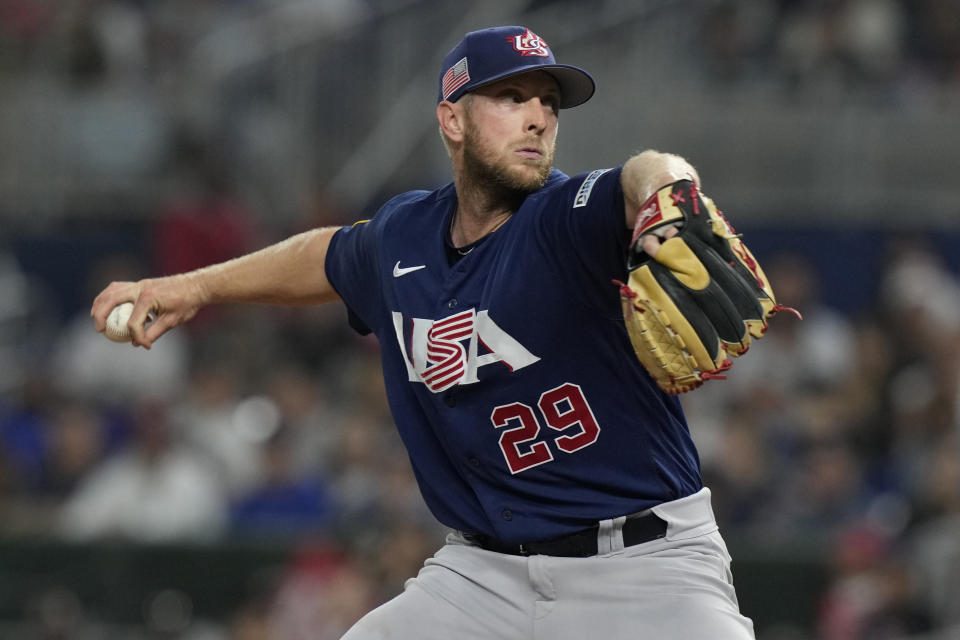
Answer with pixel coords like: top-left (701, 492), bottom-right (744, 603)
top-left (441, 56), bottom-right (470, 101)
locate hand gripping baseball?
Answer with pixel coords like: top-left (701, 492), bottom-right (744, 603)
top-left (91, 274), bottom-right (206, 349)
top-left (617, 180), bottom-right (798, 394)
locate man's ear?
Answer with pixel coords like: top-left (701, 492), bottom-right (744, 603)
top-left (437, 101), bottom-right (465, 143)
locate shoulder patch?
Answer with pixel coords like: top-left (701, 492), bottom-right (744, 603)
top-left (573, 168), bottom-right (613, 208)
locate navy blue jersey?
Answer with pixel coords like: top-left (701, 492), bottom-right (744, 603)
top-left (325, 168), bottom-right (702, 543)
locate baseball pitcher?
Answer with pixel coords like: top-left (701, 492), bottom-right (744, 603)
top-left (93, 25), bottom-right (793, 639)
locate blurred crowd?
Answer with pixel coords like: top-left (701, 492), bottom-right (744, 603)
top-left (2, 0), bottom-right (960, 224)
top-left (1, 0), bottom-right (960, 639)
top-left (696, 0), bottom-right (960, 99)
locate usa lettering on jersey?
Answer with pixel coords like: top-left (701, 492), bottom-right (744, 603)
top-left (391, 309), bottom-right (540, 392)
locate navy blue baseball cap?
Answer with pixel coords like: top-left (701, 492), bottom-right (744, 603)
top-left (438, 26), bottom-right (595, 109)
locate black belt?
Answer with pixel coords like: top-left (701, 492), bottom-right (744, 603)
top-left (464, 511), bottom-right (668, 558)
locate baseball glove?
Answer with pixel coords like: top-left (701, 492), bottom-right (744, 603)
top-left (617, 180), bottom-right (795, 394)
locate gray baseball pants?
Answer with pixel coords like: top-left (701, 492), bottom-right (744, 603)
top-left (341, 488), bottom-right (756, 639)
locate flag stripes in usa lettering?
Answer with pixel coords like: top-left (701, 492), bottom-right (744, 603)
top-left (423, 310), bottom-right (474, 391)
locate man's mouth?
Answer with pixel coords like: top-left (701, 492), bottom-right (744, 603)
top-left (515, 147), bottom-right (543, 160)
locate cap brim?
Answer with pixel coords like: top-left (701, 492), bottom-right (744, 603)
top-left (542, 65), bottom-right (596, 109)
top-left (467, 64), bottom-right (596, 109)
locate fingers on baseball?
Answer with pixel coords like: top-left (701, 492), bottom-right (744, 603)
top-left (91, 282), bottom-right (138, 333)
top-left (137, 311), bottom-right (180, 349)
top-left (130, 294), bottom-right (178, 348)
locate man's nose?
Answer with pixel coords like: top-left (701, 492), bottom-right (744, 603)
top-left (525, 99), bottom-right (549, 133)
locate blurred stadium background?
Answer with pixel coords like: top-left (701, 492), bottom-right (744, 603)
top-left (1, 0), bottom-right (959, 638)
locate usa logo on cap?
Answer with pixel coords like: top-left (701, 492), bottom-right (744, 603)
top-left (508, 29), bottom-right (550, 57)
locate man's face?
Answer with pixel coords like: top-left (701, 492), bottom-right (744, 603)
top-left (460, 71), bottom-right (560, 194)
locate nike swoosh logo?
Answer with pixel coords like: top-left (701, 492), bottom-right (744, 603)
top-left (393, 261), bottom-right (426, 278)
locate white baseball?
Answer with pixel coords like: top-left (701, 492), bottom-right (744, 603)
top-left (104, 302), bottom-right (135, 343)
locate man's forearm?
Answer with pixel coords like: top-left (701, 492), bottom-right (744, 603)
top-left (195, 226), bottom-right (342, 307)
top-left (92, 226), bottom-right (343, 348)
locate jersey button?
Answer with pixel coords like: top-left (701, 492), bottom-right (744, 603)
top-left (501, 509), bottom-right (513, 521)
top-left (469, 457), bottom-right (480, 467)
top-left (444, 391), bottom-right (456, 408)
top-left (447, 298), bottom-right (458, 309)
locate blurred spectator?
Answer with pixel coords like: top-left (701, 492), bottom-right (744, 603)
top-left (58, 2), bottom-right (168, 190)
top-left (769, 437), bottom-right (870, 538)
top-left (0, 249), bottom-right (55, 396)
top-left (774, 0), bottom-right (906, 97)
top-left (905, 0), bottom-right (960, 84)
top-left (727, 250), bottom-right (856, 400)
top-left (908, 434), bottom-right (960, 527)
top-left (21, 585), bottom-right (104, 640)
top-left (377, 454), bottom-right (443, 534)
top-left (327, 413), bottom-right (394, 535)
top-left (0, 374), bottom-right (52, 495)
top-left (172, 355), bottom-right (264, 497)
top-left (818, 524), bottom-right (931, 639)
top-left (270, 545), bottom-right (376, 640)
top-left (270, 299), bottom-right (363, 380)
top-left (140, 588), bottom-right (225, 640)
top-left (879, 244), bottom-right (960, 510)
top-left (697, 1), bottom-right (779, 84)
top-left (906, 512), bottom-right (960, 631)
top-left (367, 520), bottom-right (443, 603)
top-left (881, 242), bottom-right (960, 338)
top-left (229, 425), bottom-right (335, 538)
top-left (901, 437), bottom-right (960, 631)
top-left (228, 593), bottom-right (275, 640)
top-left (0, 0), bottom-right (54, 51)
top-left (39, 399), bottom-right (107, 499)
top-left (701, 407), bottom-right (782, 532)
top-left (824, 320), bottom-right (897, 467)
top-left (264, 364), bottom-right (343, 479)
top-left (86, 0), bottom-right (149, 83)
top-left (58, 397), bottom-right (227, 543)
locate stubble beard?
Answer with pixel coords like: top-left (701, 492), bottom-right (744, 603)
top-left (462, 123), bottom-right (554, 207)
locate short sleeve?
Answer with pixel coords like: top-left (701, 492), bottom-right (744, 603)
top-left (324, 219), bottom-right (382, 335)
